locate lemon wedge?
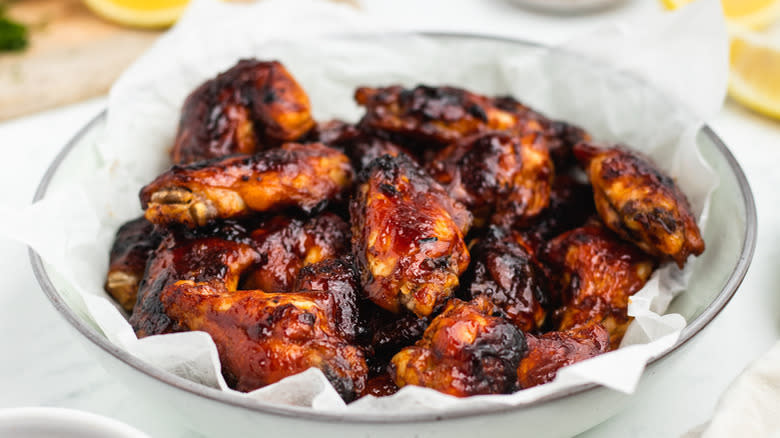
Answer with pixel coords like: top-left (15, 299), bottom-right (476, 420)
top-left (83, 0), bottom-right (189, 29)
top-left (661, 0), bottom-right (780, 30)
top-left (728, 33), bottom-right (780, 119)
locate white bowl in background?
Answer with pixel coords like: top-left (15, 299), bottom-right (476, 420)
top-left (0, 408), bottom-right (149, 438)
top-left (508, 0), bottom-right (629, 13)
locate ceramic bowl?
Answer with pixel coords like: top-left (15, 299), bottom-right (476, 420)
top-left (30, 33), bottom-right (756, 438)
top-left (507, 0), bottom-right (628, 13)
top-left (0, 407), bottom-right (149, 438)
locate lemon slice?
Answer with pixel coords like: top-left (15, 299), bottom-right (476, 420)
top-left (83, 0), bottom-right (189, 29)
top-left (728, 33), bottom-right (780, 119)
top-left (661, 0), bottom-right (780, 30)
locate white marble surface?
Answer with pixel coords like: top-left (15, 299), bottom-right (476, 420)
top-left (1, 1), bottom-right (779, 436)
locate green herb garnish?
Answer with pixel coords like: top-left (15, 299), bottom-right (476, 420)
top-left (0, 3), bottom-right (28, 52)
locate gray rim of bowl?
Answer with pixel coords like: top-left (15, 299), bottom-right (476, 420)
top-left (28, 32), bottom-right (757, 424)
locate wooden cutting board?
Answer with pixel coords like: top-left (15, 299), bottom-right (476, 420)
top-left (0, 0), bottom-right (357, 121)
top-left (0, 0), bottom-right (161, 120)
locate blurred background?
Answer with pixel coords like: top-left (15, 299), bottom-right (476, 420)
top-left (0, 0), bottom-right (778, 122)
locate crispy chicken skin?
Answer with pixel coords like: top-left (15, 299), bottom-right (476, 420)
top-left (573, 143), bottom-right (704, 268)
top-left (241, 213), bottom-right (350, 293)
top-left (462, 226), bottom-right (548, 332)
top-left (355, 85), bottom-right (539, 146)
top-left (516, 323), bottom-right (610, 389)
top-left (160, 281), bottom-right (367, 401)
top-left (130, 221), bottom-right (259, 337)
top-left (105, 217), bottom-right (162, 311)
top-left (390, 297), bottom-right (526, 397)
top-left (294, 257), bottom-right (361, 342)
top-left (171, 60), bottom-right (315, 164)
top-left (543, 222), bottom-right (656, 348)
top-left (427, 131), bottom-right (553, 228)
top-left (354, 85), bottom-right (589, 168)
top-left (141, 143), bottom-right (353, 228)
top-left (350, 154), bottom-right (472, 316)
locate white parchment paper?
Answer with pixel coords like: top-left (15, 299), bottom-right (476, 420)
top-left (7, 0), bottom-right (728, 413)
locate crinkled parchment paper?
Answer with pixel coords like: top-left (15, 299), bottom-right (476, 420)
top-left (6, 0), bottom-right (728, 414)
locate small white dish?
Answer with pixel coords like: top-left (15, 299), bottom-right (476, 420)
top-left (0, 407), bottom-right (150, 438)
top-left (508, 0), bottom-right (628, 13)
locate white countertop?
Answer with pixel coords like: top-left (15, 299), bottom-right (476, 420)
top-left (1, 1), bottom-right (779, 437)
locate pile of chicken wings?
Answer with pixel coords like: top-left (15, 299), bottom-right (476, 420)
top-left (104, 59), bottom-right (704, 401)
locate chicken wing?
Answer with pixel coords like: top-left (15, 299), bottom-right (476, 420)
top-left (350, 154), bottom-right (471, 316)
top-left (543, 222), bottom-right (656, 348)
top-left (390, 297), bottom-right (526, 397)
top-left (354, 85), bottom-right (589, 167)
top-left (573, 143), bottom-right (704, 268)
top-left (427, 131), bottom-right (553, 228)
top-left (171, 60), bottom-right (315, 164)
top-left (129, 221), bottom-right (259, 337)
top-left (141, 143), bottom-right (353, 228)
top-left (241, 212), bottom-right (350, 293)
top-left (516, 323), bottom-right (610, 389)
top-left (105, 217), bottom-right (162, 311)
top-left (160, 281), bottom-right (367, 401)
top-left (462, 226), bottom-right (548, 332)
top-left (354, 85), bottom-right (539, 147)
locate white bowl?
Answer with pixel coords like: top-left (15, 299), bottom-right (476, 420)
top-left (0, 407), bottom-right (149, 438)
top-left (30, 33), bottom-right (756, 438)
top-left (508, 0), bottom-right (628, 13)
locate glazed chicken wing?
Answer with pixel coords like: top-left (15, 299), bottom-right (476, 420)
top-left (354, 85), bottom-right (538, 147)
top-left (105, 217), bottom-right (162, 311)
top-left (350, 154), bottom-right (471, 316)
top-left (171, 60), bottom-right (315, 164)
top-left (516, 323), bottom-right (610, 389)
top-left (543, 222), bottom-right (656, 348)
top-left (129, 221), bottom-right (259, 337)
top-left (160, 281), bottom-right (367, 401)
top-left (427, 131), bottom-right (553, 228)
top-left (354, 85), bottom-right (589, 168)
top-left (574, 143), bottom-right (704, 267)
top-left (390, 297), bottom-right (526, 396)
top-left (241, 212), bottom-right (349, 293)
top-left (462, 226), bottom-right (548, 332)
top-left (141, 143), bottom-right (353, 228)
